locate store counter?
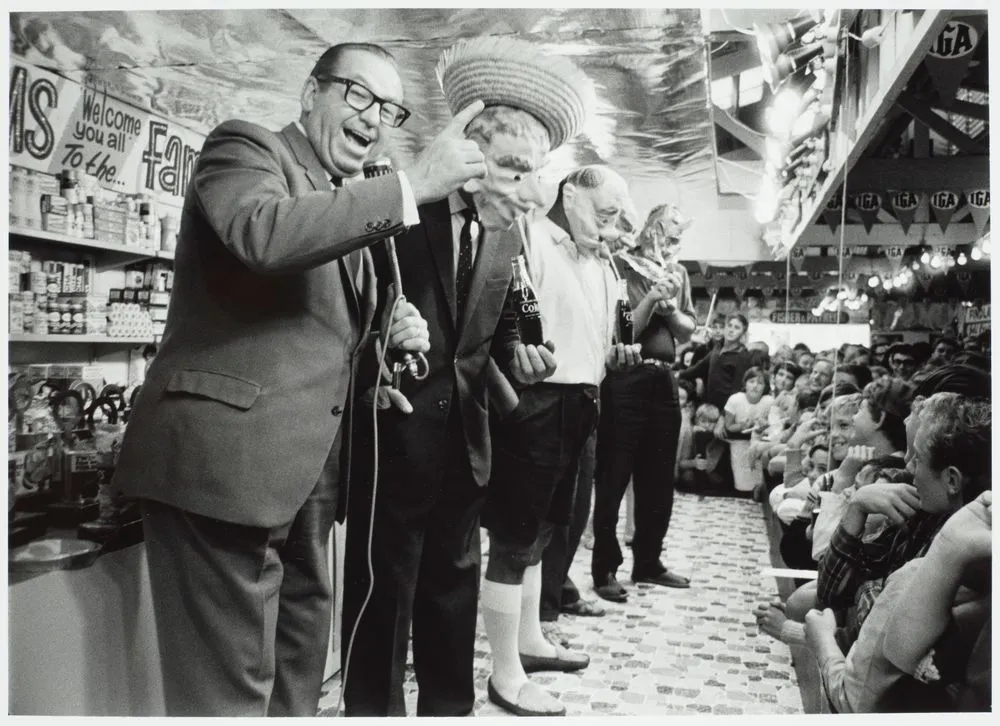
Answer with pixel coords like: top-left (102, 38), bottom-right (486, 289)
top-left (8, 525), bottom-right (345, 716)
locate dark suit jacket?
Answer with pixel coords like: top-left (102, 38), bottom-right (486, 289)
top-left (113, 120), bottom-right (406, 528)
top-left (353, 200), bottom-right (523, 494)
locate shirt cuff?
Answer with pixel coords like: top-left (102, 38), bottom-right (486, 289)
top-left (397, 171), bottom-right (420, 227)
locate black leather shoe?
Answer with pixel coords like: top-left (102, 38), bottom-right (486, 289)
top-left (593, 573), bottom-right (628, 602)
top-left (632, 568), bottom-right (690, 588)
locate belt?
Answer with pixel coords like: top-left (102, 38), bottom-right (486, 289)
top-left (640, 358), bottom-right (672, 368)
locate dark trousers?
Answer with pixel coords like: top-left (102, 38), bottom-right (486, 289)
top-left (341, 413), bottom-right (485, 717)
top-left (540, 423), bottom-right (597, 621)
top-left (592, 365), bottom-right (682, 580)
top-left (140, 438), bottom-right (340, 717)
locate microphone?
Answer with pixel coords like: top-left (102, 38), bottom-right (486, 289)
top-left (362, 159), bottom-right (427, 388)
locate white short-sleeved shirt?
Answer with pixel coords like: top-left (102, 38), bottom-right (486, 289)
top-left (521, 217), bottom-right (618, 387)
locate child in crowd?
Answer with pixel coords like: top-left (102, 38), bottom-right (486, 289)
top-left (677, 403), bottom-right (726, 492)
top-left (674, 379), bottom-right (696, 479)
top-left (724, 367), bottom-right (773, 493)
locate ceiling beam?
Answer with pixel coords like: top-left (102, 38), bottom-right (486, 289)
top-left (709, 44), bottom-right (760, 79)
top-left (845, 156), bottom-right (990, 192)
top-left (931, 97), bottom-right (989, 122)
top-left (712, 104), bottom-right (766, 158)
top-left (800, 222), bottom-right (980, 247)
top-left (787, 10), bottom-right (953, 249)
top-left (895, 90), bottom-right (990, 154)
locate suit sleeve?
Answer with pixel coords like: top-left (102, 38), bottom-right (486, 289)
top-left (193, 120), bottom-right (407, 274)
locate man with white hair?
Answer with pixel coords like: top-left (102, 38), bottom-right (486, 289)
top-left (481, 164), bottom-right (645, 716)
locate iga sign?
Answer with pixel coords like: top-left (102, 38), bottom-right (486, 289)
top-left (9, 59), bottom-right (204, 204)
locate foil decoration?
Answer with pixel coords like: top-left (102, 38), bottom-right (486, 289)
top-left (10, 9), bottom-right (712, 181)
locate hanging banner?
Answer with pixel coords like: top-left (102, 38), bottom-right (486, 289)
top-left (965, 189), bottom-right (990, 237)
top-left (915, 268), bottom-right (935, 293)
top-left (852, 246), bottom-right (871, 257)
top-left (705, 285), bottom-right (720, 298)
top-left (956, 270), bottom-right (973, 296)
top-left (9, 58), bottom-right (205, 207)
top-left (884, 245), bottom-right (905, 274)
top-left (790, 246), bottom-right (805, 272)
top-left (822, 193), bottom-right (843, 233)
top-left (929, 190), bottom-right (961, 233)
top-left (853, 192), bottom-right (882, 234)
top-left (888, 190), bottom-right (922, 235)
top-left (735, 266), bottom-right (749, 281)
top-left (924, 18), bottom-right (987, 108)
top-left (696, 260), bottom-right (709, 275)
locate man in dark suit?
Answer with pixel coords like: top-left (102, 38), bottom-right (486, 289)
top-left (339, 37), bottom-right (600, 717)
top-left (112, 42), bottom-right (487, 716)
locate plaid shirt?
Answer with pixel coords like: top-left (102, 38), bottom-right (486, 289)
top-left (816, 511), bottom-right (950, 641)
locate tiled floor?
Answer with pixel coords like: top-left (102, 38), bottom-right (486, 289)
top-left (319, 492), bottom-right (803, 716)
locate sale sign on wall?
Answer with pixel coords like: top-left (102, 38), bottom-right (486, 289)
top-left (9, 58), bottom-right (205, 207)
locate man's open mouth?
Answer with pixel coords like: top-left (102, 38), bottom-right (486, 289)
top-left (344, 129), bottom-right (373, 149)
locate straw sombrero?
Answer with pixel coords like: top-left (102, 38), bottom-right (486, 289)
top-left (436, 37), bottom-right (596, 150)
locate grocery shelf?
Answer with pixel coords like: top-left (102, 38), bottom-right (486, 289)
top-left (9, 334), bottom-right (153, 345)
top-left (9, 226), bottom-right (172, 270)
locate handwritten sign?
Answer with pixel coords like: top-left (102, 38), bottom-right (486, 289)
top-left (9, 57), bottom-right (205, 206)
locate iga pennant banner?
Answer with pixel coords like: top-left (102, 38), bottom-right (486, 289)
top-left (924, 18), bottom-right (987, 108)
top-left (956, 270), bottom-right (973, 296)
top-left (915, 268), bottom-right (935, 293)
top-left (888, 190), bottom-right (922, 235)
top-left (822, 193), bottom-right (843, 233)
top-left (965, 189), bottom-right (990, 237)
top-left (884, 246), bottom-right (905, 273)
top-left (696, 260), bottom-right (710, 275)
top-left (929, 190), bottom-right (961, 233)
top-left (853, 192), bottom-right (882, 234)
top-left (790, 245), bottom-right (805, 273)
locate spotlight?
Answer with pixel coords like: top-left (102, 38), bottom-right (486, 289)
top-left (920, 252), bottom-right (930, 264)
top-left (755, 16), bottom-right (820, 69)
top-left (971, 247), bottom-right (983, 261)
top-left (867, 275), bottom-right (880, 288)
top-left (763, 43), bottom-right (825, 89)
top-left (957, 252), bottom-right (968, 265)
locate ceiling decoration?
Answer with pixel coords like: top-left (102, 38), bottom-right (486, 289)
top-left (10, 9), bottom-right (714, 182)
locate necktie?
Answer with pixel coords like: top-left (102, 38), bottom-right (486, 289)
top-left (456, 207), bottom-right (479, 321)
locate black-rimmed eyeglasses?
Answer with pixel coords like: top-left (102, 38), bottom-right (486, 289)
top-left (315, 75), bottom-right (411, 128)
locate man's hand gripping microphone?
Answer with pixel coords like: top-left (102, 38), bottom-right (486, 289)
top-left (362, 159), bottom-right (428, 389)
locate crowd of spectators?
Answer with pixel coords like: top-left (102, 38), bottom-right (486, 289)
top-left (721, 329), bottom-right (994, 713)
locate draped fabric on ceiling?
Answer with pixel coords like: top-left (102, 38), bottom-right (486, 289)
top-left (10, 9), bottom-right (714, 183)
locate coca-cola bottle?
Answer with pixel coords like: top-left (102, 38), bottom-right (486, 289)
top-left (615, 278), bottom-right (633, 345)
top-left (508, 255), bottom-right (543, 346)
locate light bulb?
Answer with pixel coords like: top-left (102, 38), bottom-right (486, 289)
top-left (982, 238), bottom-right (991, 255)
top-left (929, 255), bottom-right (942, 269)
top-left (920, 252), bottom-right (930, 264)
top-left (971, 247), bottom-right (983, 261)
top-left (868, 275), bottom-right (880, 288)
top-left (911, 261), bottom-right (920, 271)
top-left (957, 253), bottom-right (968, 265)
top-left (837, 289), bottom-right (849, 300)
top-left (860, 293), bottom-right (869, 303)
top-left (883, 279), bottom-right (893, 291)
top-left (945, 256), bottom-right (956, 268)
top-left (811, 307), bottom-right (823, 317)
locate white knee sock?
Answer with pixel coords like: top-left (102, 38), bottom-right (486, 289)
top-left (481, 579), bottom-right (528, 696)
top-left (517, 564), bottom-right (556, 657)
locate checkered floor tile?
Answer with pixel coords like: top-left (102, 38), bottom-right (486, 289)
top-left (318, 492), bottom-right (802, 716)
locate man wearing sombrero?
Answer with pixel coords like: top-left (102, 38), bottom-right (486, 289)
top-left (340, 36), bottom-right (591, 716)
